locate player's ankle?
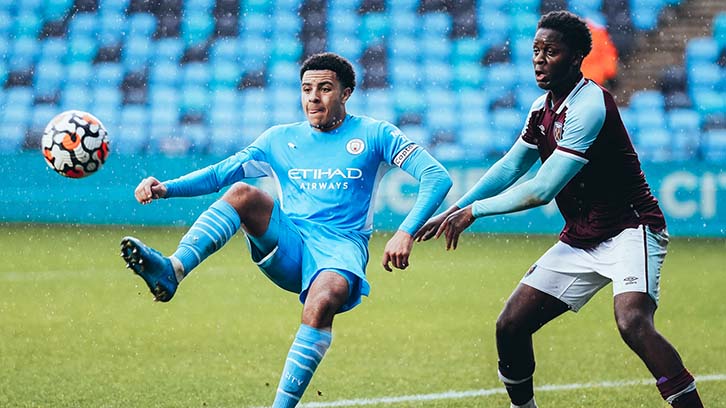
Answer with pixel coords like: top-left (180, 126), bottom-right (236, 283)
top-left (511, 397), bottom-right (537, 408)
top-left (170, 256), bottom-right (185, 283)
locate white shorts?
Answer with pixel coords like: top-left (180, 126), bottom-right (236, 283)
top-left (521, 225), bottom-right (669, 312)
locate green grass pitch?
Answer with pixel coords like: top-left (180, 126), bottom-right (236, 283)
top-left (1, 224), bottom-right (724, 407)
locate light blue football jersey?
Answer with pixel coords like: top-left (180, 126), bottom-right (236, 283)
top-left (168, 114), bottom-right (421, 239)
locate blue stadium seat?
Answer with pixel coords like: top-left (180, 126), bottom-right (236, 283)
top-left (181, 13), bottom-right (214, 45)
top-left (619, 107), bottom-right (638, 136)
top-left (685, 37), bottom-right (719, 67)
top-left (271, 11), bottom-right (301, 37)
top-left (452, 38), bottom-right (486, 65)
top-left (14, 11), bottom-right (43, 38)
top-left (97, 11), bottom-right (126, 46)
top-left (630, 0), bottom-right (663, 31)
top-left (390, 60), bottom-right (421, 89)
top-left (155, 38), bottom-right (185, 64)
top-left (328, 8), bottom-right (358, 36)
top-left (34, 61), bottom-right (64, 99)
top-left (359, 13), bottom-right (390, 46)
top-left (239, 35), bottom-right (272, 71)
top-left (0, 123), bottom-right (27, 153)
top-left (95, 63), bottom-right (124, 87)
top-left (399, 125), bottom-right (432, 147)
top-left (0, 10), bottom-right (11, 36)
top-left (426, 106), bottom-right (458, 134)
top-left (68, 12), bottom-right (98, 39)
top-left (127, 13), bottom-right (157, 38)
top-left (5, 87), bottom-right (34, 108)
top-left (43, 0), bottom-right (73, 21)
top-left (459, 128), bottom-right (500, 157)
top-left (40, 38), bottom-right (67, 61)
top-left (453, 62), bottom-right (484, 89)
top-left (208, 126), bottom-right (241, 156)
top-left (182, 62), bottom-right (211, 86)
top-left (421, 12), bottom-right (452, 39)
top-left (486, 63), bottom-right (519, 101)
top-left (687, 63), bottom-right (722, 93)
top-left (149, 62), bottom-right (181, 87)
top-left (691, 90), bottom-right (726, 116)
top-left (629, 90), bottom-right (666, 112)
top-left (117, 105), bottom-right (148, 153)
top-left (10, 37), bottom-right (37, 70)
top-left (210, 39), bottom-right (238, 63)
top-left (181, 85), bottom-right (210, 115)
top-left (93, 85), bottom-right (122, 109)
top-left (508, 10), bottom-right (539, 40)
top-left (394, 88), bottom-right (426, 115)
top-left (185, 0), bottom-right (215, 13)
top-left (713, 12), bottom-right (726, 47)
top-left (98, 0), bottom-right (130, 15)
top-left (30, 103), bottom-right (58, 129)
top-left (490, 108), bottom-right (524, 152)
top-left (267, 60), bottom-right (299, 88)
top-left (635, 128), bottom-right (671, 162)
top-left (123, 37), bottom-right (153, 71)
top-left (668, 109), bottom-right (701, 160)
top-left (388, 10), bottom-right (418, 37)
top-left (479, 10), bottom-right (511, 45)
top-left (421, 37), bottom-right (452, 62)
top-left (329, 35), bottom-right (364, 60)
top-left (389, 35), bottom-right (419, 62)
top-left (61, 84), bottom-right (93, 111)
top-left (635, 110), bottom-right (667, 133)
top-left (2, 103), bottom-right (32, 129)
top-left (65, 62), bottom-right (94, 87)
top-left (703, 129), bottom-right (726, 162)
top-left (271, 36), bottom-right (303, 62)
top-left (67, 36), bottom-right (98, 63)
top-left (423, 61), bottom-right (453, 88)
top-left (212, 61), bottom-right (241, 89)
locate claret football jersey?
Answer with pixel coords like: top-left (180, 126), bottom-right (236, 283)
top-left (520, 78), bottom-right (665, 248)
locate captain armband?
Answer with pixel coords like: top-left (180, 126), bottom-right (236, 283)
top-left (393, 144), bottom-right (419, 167)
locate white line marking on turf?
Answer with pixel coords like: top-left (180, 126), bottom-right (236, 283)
top-left (254, 374), bottom-right (726, 408)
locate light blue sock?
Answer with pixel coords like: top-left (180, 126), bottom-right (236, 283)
top-left (272, 324), bottom-right (332, 408)
top-left (172, 199), bottom-right (240, 276)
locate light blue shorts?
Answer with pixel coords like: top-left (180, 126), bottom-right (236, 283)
top-left (244, 200), bottom-right (370, 313)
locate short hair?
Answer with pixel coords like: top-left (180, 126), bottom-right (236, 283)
top-left (537, 10), bottom-right (592, 59)
top-left (300, 52), bottom-right (356, 92)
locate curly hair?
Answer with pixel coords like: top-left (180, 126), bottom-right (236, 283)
top-left (300, 52), bottom-right (356, 92)
top-left (537, 10), bottom-right (593, 59)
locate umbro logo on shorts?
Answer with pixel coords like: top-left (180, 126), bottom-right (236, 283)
top-left (624, 276), bottom-right (639, 285)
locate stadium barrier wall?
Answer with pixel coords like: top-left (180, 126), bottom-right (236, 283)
top-left (2, 153), bottom-right (724, 237)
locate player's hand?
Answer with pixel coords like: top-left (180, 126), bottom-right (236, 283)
top-left (435, 206), bottom-right (475, 250)
top-left (381, 230), bottom-right (414, 272)
top-left (134, 177), bottom-right (167, 205)
top-left (414, 207), bottom-right (459, 242)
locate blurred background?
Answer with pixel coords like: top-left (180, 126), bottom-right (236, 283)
top-left (0, 0), bottom-right (724, 236)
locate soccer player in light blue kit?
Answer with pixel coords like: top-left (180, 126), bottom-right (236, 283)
top-left (120, 52), bottom-right (452, 407)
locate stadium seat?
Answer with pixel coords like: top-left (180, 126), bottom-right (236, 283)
top-left (636, 128), bottom-right (672, 162)
top-left (702, 129), bottom-right (726, 162)
top-left (668, 109), bottom-right (701, 160)
top-left (629, 90), bottom-right (666, 112)
top-left (685, 37), bottom-right (719, 67)
top-left (713, 12), bottom-right (726, 47)
top-left (68, 12), bottom-right (98, 39)
top-left (13, 11), bottom-right (43, 38)
top-left (399, 124), bottom-right (432, 147)
top-left (0, 123), bottom-right (27, 153)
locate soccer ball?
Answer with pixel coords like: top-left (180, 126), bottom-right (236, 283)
top-left (41, 110), bottom-right (110, 178)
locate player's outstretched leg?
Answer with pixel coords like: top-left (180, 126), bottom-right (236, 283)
top-left (614, 293), bottom-right (704, 408)
top-left (496, 284), bottom-right (569, 408)
top-left (120, 236), bottom-right (180, 302)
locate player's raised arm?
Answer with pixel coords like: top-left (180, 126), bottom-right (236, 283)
top-left (415, 139), bottom-right (540, 242)
top-left (381, 147), bottom-right (452, 272)
top-left (436, 152), bottom-right (585, 249)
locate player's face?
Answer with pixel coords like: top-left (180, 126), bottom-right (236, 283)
top-left (301, 69), bottom-right (352, 131)
top-left (532, 28), bottom-right (582, 95)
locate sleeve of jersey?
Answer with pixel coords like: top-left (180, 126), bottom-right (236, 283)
top-left (163, 147), bottom-right (266, 198)
top-left (398, 148), bottom-right (453, 235)
top-left (471, 152), bottom-right (585, 218)
top-left (455, 139), bottom-right (539, 209)
top-left (555, 90), bottom-right (606, 162)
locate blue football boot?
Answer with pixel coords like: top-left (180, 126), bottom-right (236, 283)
top-left (120, 236), bottom-right (178, 302)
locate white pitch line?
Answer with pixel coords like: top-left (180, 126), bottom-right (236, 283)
top-left (252, 374), bottom-right (726, 408)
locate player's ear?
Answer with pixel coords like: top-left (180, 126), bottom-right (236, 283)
top-left (341, 87), bottom-right (352, 103)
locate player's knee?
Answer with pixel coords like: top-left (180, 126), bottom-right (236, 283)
top-left (615, 309), bottom-right (654, 342)
top-left (496, 312), bottom-right (527, 340)
top-left (222, 183), bottom-right (264, 212)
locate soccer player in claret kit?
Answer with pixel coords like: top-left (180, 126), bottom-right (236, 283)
top-left (120, 53), bottom-right (452, 407)
top-left (416, 11), bottom-right (704, 408)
